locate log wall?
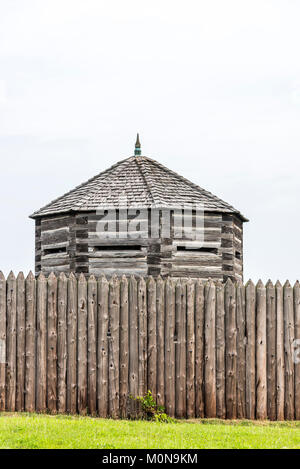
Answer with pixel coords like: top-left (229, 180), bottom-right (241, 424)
top-left (0, 272), bottom-right (299, 420)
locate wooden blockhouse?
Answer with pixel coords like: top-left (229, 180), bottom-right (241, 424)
top-left (30, 136), bottom-right (247, 281)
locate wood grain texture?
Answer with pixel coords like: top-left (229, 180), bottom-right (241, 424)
top-left (87, 275), bottom-right (97, 416)
top-left (195, 279), bottom-right (205, 418)
top-left (36, 273), bottom-right (47, 412)
top-left (164, 277), bottom-right (175, 417)
top-left (129, 276), bottom-right (138, 416)
top-left (276, 281), bottom-right (285, 421)
top-left (186, 279), bottom-right (195, 418)
top-left (204, 279), bottom-right (216, 418)
top-left (156, 276), bottom-right (165, 407)
top-left (57, 272), bottom-right (67, 413)
top-left (256, 280), bottom-right (267, 419)
top-left (225, 278), bottom-right (237, 419)
top-left (175, 280), bottom-right (187, 418)
top-left (108, 275), bottom-right (120, 418)
top-left (67, 272), bottom-right (78, 414)
top-left (284, 281), bottom-right (294, 420)
top-left (0, 271), bottom-right (6, 411)
top-left (137, 276), bottom-right (147, 399)
top-left (216, 280), bottom-right (226, 419)
top-left (16, 272), bottom-right (25, 412)
top-left (120, 275), bottom-right (129, 418)
top-left (97, 275), bottom-right (109, 417)
top-left (147, 276), bottom-right (157, 398)
top-left (266, 280), bottom-right (276, 420)
top-left (245, 280), bottom-right (256, 419)
top-left (294, 281), bottom-right (300, 420)
top-left (236, 280), bottom-right (246, 419)
top-left (47, 272), bottom-right (58, 413)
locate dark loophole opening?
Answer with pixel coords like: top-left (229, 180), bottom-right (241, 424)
top-left (177, 246), bottom-right (217, 254)
top-left (43, 246), bottom-right (67, 256)
top-left (94, 245), bottom-right (142, 251)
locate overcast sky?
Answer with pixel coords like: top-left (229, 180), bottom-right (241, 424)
top-left (0, 0), bottom-right (299, 283)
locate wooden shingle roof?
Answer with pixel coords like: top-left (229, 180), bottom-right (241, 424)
top-left (30, 155), bottom-right (247, 221)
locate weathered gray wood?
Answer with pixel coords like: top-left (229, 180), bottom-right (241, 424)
top-left (164, 277), bottom-right (175, 417)
top-left (108, 275), bottom-right (120, 418)
top-left (78, 273), bottom-right (88, 415)
top-left (36, 273), bottom-right (47, 412)
top-left (294, 281), bottom-right (300, 420)
top-left (47, 272), bottom-right (58, 413)
top-left (120, 275), bottom-right (129, 418)
top-left (276, 281), bottom-right (284, 420)
top-left (87, 275), bottom-right (97, 416)
top-left (284, 280), bottom-right (294, 420)
top-left (25, 272), bottom-right (36, 412)
top-left (256, 280), bottom-right (267, 419)
top-left (156, 276), bottom-right (165, 408)
top-left (195, 279), bottom-right (205, 418)
top-left (147, 276), bottom-right (157, 398)
top-left (236, 280), bottom-right (246, 419)
top-left (0, 271), bottom-right (6, 411)
top-left (129, 276), bottom-right (138, 416)
top-left (175, 279), bottom-right (187, 418)
top-left (67, 272), bottom-right (78, 414)
top-left (97, 275), bottom-right (109, 417)
top-left (6, 272), bottom-right (17, 411)
top-left (245, 280), bottom-right (256, 419)
top-left (225, 278), bottom-right (237, 419)
top-left (186, 278), bottom-right (195, 418)
top-left (204, 279), bottom-right (216, 418)
top-left (138, 276), bottom-right (147, 397)
top-left (216, 280), bottom-right (226, 419)
top-left (57, 272), bottom-right (67, 413)
top-left (16, 272), bottom-right (25, 412)
top-left (266, 280), bottom-right (276, 420)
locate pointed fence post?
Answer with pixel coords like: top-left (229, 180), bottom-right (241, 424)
top-left (164, 277), bottom-right (175, 418)
top-left (137, 276), bottom-right (147, 401)
top-left (16, 272), bottom-right (25, 412)
top-left (216, 280), bottom-right (226, 419)
top-left (57, 272), bottom-right (67, 413)
top-left (186, 278), bottom-right (195, 419)
top-left (77, 273), bottom-right (88, 415)
top-left (294, 281), bottom-right (300, 420)
top-left (276, 280), bottom-right (285, 420)
top-left (120, 275), bottom-right (129, 418)
top-left (256, 279), bottom-right (267, 419)
top-left (0, 271), bottom-right (6, 411)
top-left (195, 279), bottom-right (205, 418)
top-left (36, 273), bottom-right (47, 412)
top-left (175, 279), bottom-right (187, 418)
top-left (236, 280), bottom-right (246, 419)
top-left (284, 280), bottom-right (295, 420)
top-left (25, 272), bottom-right (36, 413)
top-left (147, 276), bottom-right (157, 399)
top-left (67, 272), bottom-right (78, 414)
top-left (266, 280), bottom-right (276, 420)
top-left (156, 276), bottom-right (165, 408)
top-left (87, 275), bottom-right (97, 416)
top-left (204, 279), bottom-right (216, 418)
top-left (97, 275), bottom-right (109, 418)
top-left (129, 276), bottom-right (138, 416)
top-left (108, 275), bottom-right (120, 418)
top-left (225, 278), bottom-right (237, 419)
top-left (47, 272), bottom-right (58, 414)
top-left (245, 280), bottom-right (256, 419)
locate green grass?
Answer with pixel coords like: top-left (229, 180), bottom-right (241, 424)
top-left (0, 413), bottom-right (299, 449)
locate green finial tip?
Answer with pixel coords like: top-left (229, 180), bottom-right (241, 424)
top-left (134, 133), bottom-right (141, 156)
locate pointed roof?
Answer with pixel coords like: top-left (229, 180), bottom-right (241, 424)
top-left (30, 155), bottom-right (247, 221)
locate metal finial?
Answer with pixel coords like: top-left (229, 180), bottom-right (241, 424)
top-left (134, 133), bottom-right (141, 156)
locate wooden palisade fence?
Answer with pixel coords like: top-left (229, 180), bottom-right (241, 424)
top-left (0, 271), bottom-right (299, 420)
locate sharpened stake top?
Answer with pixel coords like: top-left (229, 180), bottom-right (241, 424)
top-left (134, 133), bottom-right (141, 156)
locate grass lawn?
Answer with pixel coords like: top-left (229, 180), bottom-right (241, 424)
top-left (0, 413), bottom-right (299, 449)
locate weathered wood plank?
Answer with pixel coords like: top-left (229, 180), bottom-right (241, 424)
top-left (87, 275), bottom-right (97, 416)
top-left (78, 274), bottom-right (88, 415)
top-left (216, 280), bottom-right (226, 419)
top-left (129, 276), bottom-right (138, 416)
top-left (57, 272), bottom-right (67, 413)
top-left (97, 275), bottom-right (109, 418)
top-left (108, 275), bottom-right (120, 418)
top-left (16, 272), bottom-right (25, 412)
top-left (175, 280), bottom-right (187, 418)
top-left (36, 273), bottom-right (47, 412)
top-left (236, 280), bottom-right (246, 419)
top-left (256, 280), bottom-right (267, 419)
top-left (0, 271), bottom-right (6, 411)
top-left (204, 279), bottom-right (216, 418)
top-left (245, 280), bottom-right (256, 419)
top-left (138, 276), bottom-right (147, 397)
top-left (266, 280), bottom-right (276, 421)
top-left (284, 281), bottom-right (294, 420)
top-left (47, 272), bottom-right (58, 413)
top-left (25, 272), bottom-right (36, 412)
top-left (67, 272), bottom-right (78, 414)
top-left (164, 277), bottom-right (175, 418)
top-left (225, 278), bottom-right (237, 419)
top-left (147, 276), bottom-right (157, 398)
top-left (294, 281), bottom-right (300, 420)
top-left (195, 279), bottom-right (205, 418)
top-left (276, 281), bottom-right (284, 420)
top-left (120, 275), bottom-right (129, 418)
top-left (156, 276), bottom-right (165, 408)
top-left (186, 278), bottom-right (195, 419)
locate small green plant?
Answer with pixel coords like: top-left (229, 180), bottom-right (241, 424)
top-left (133, 391), bottom-right (175, 423)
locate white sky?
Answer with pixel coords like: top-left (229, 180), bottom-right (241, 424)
top-left (0, 0), bottom-right (299, 283)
